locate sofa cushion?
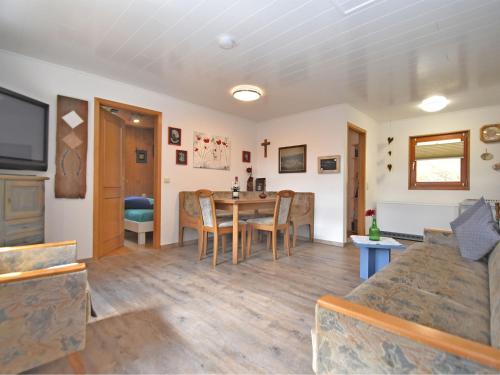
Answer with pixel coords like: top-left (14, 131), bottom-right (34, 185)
top-left (489, 241), bottom-right (500, 348)
top-left (450, 197), bottom-right (500, 260)
top-left (346, 242), bottom-right (491, 345)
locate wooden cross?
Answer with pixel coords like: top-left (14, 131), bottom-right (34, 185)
top-left (261, 139), bottom-right (270, 158)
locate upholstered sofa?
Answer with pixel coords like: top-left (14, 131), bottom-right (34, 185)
top-left (178, 191), bottom-right (314, 247)
top-left (312, 229), bottom-right (500, 373)
top-left (0, 240), bottom-right (89, 373)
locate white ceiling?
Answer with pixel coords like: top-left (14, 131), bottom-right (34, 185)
top-left (1, 0), bottom-right (500, 121)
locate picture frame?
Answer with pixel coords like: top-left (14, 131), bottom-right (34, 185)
top-left (242, 150), bottom-right (251, 163)
top-left (255, 178), bottom-right (266, 191)
top-left (318, 155), bottom-right (340, 174)
top-left (136, 149), bottom-right (147, 163)
top-left (168, 126), bottom-right (181, 145)
top-left (278, 144), bottom-right (307, 173)
top-left (176, 150), bottom-right (187, 165)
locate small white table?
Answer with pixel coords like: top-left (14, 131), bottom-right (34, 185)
top-left (351, 235), bottom-right (405, 279)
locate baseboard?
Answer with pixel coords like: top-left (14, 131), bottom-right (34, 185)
top-left (162, 239), bottom-right (198, 249)
top-left (296, 235), bottom-right (345, 248)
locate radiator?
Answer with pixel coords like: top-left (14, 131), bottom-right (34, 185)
top-left (376, 202), bottom-right (459, 241)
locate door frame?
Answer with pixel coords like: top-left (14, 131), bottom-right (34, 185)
top-left (346, 122), bottom-right (366, 237)
top-left (93, 98), bottom-right (162, 258)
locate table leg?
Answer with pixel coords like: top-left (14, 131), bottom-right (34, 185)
top-left (232, 204), bottom-right (239, 265)
top-left (359, 246), bottom-right (376, 279)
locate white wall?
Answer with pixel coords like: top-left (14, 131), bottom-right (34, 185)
top-left (0, 50), bottom-right (255, 259)
top-left (377, 105), bottom-right (500, 206)
top-left (254, 104), bottom-right (379, 244)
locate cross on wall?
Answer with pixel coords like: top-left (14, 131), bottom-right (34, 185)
top-left (261, 139), bottom-right (270, 158)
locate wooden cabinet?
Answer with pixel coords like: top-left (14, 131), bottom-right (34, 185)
top-left (0, 175), bottom-right (48, 246)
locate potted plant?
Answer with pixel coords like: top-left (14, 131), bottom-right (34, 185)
top-left (366, 209), bottom-right (380, 241)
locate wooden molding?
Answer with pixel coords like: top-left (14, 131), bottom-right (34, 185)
top-left (0, 175), bottom-right (49, 181)
top-left (0, 262), bottom-right (86, 284)
top-left (0, 240), bottom-right (76, 252)
top-left (317, 295), bottom-right (500, 370)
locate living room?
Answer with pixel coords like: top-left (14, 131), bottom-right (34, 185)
top-left (0, 0), bottom-right (499, 373)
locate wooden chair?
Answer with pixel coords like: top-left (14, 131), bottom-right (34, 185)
top-left (246, 190), bottom-right (295, 260)
top-left (195, 189), bottom-right (247, 267)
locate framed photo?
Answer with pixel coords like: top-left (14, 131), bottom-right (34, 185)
top-left (318, 155), bottom-right (340, 174)
top-left (176, 150), bottom-right (187, 165)
top-left (136, 150), bottom-right (147, 163)
top-left (255, 178), bottom-right (266, 191)
top-left (242, 151), bottom-right (251, 163)
top-left (279, 144), bottom-right (306, 173)
top-left (168, 126), bottom-right (181, 145)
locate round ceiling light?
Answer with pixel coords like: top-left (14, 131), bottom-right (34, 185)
top-left (418, 95), bottom-right (450, 112)
top-left (217, 34), bottom-right (237, 50)
top-left (231, 85), bottom-right (263, 102)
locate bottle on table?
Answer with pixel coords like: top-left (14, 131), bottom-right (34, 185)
top-left (232, 176), bottom-right (240, 199)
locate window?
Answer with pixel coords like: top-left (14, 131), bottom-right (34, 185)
top-left (409, 130), bottom-right (469, 190)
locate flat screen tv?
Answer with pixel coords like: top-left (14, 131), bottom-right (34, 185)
top-left (0, 87), bottom-right (49, 171)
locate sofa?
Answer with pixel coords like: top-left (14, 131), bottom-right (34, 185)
top-left (0, 240), bottom-right (89, 373)
top-left (178, 191), bottom-right (314, 247)
top-left (312, 228), bottom-right (500, 373)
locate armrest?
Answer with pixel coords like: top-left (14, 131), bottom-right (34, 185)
top-left (423, 228), bottom-right (458, 249)
top-left (0, 262), bottom-right (85, 284)
top-left (0, 240), bottom-right (77, 274)
top-left (317, 295), bottom-right (500, 370)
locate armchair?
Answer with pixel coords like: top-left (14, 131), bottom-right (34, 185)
top-left (0, 240), bottom-right (88, 373)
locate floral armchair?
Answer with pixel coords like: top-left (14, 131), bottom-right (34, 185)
top-left (0, 240), bottom-right (88, 373)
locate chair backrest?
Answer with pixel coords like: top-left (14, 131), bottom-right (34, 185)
top-left (195, 189), bottom-right (217, 228)
top-left (274, 190), bottom-right (295, 225)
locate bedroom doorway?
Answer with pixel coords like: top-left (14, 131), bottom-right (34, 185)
top-left (347, 122), bottom-right (366, 237)
top-left (93, 98), bottom-right (162, 258)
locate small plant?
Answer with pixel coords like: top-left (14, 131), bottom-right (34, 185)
top-left (365, 209), bottom-right (376, 217)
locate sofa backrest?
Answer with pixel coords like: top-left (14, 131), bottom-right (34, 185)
top-left (488, 241), bottom-right (500, 348)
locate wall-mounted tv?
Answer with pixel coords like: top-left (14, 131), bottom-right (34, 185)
top-left (0, 87), bottom-right (49, 171)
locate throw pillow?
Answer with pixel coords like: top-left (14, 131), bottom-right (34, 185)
top-left (451, 197), bottom-right (500, 260)
top-left (124, 196), bottom-right (152, 209)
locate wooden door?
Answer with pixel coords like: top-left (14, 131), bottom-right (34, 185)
top-left (97, 108), bottom-right (125, 256)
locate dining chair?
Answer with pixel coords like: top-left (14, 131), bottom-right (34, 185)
top-left (195, 189), bottom-right (247, 267)
top-left (246, 190), bottom-right (295, 260)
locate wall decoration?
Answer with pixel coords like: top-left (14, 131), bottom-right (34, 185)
top-left (480, 124), bottom-right (500, 143)
top-left (55, 95), bottom-right (88, 198)
top-left (193, 131), bottom-right (230, 170)
top-left (480, 149), bottom-right (493, 160)
top-left (493, 163), bottom-right (500, 171)
top-left (136, 149), bottom-right (147, 163)
top-left (387, 136), bottom-right (394, 172)
top-left (168, 126), bottom-right (182, 145)
top-left (242, 151), bottom-right (251, 163)
top-left (176, 150), bottom-right (187, 165)
top-left (261, 138), bottom-right (271, 157)
top-left (318, 155), bottom-right (340, 174)
top-left (387, 137), bottom-right (394, 144)
top-left (279, 144), bottom-right (307, 173)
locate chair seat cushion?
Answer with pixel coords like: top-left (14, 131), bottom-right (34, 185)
top-left (246, 216), bottom-right (273, 225)
top-left (218, 220), bottom-right (246, 228)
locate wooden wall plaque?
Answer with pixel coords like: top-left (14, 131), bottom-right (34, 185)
top-left (55, 95), bottom-right (88, 198)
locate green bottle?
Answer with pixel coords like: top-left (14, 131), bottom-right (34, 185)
top-left (369, 217), bottom-right (381, 241)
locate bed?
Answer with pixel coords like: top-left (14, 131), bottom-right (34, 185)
top-left (124, 197), bottom-right (154, 245)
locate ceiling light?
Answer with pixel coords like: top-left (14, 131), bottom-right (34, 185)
top-left (418, 95), bottom-right (450, 112)
top-left (231, 85), bottom-right (263, 102)
top-left (132, 115), bottom-right (140, 123)
top-left (217, 34), bottom-right (237, 50)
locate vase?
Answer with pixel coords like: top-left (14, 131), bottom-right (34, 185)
top-left (368, 217), bottom-right (380, 241)
top-left (247, 176), bottom-right (254, 191)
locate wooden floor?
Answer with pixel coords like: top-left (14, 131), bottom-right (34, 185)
top-left (32, 237), bottom-right (404, 374)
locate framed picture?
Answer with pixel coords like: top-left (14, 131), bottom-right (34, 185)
top-left (255, 178), bottom-right (266, 191)
top-left (176, 150), bottom-right (187, 165)
top-left (168, 126), bottom-right (181, 145)
top-left (136, 150), bottom-right (147, 163)
top-left (279, 144), bottom-right (306, 173)
top-left (318, 155), bottom-right (340, 174)
top-left (242, 151), bottom-right (251, 163)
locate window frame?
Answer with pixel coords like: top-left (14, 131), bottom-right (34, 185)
top-left (408, 130), bottom-right (470, 190)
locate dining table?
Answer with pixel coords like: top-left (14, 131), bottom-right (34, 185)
top-left (214, 197), bottom-right (276, 264)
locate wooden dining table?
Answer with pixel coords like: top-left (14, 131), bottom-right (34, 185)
top-left (214, 197), bottom-right (276, 264)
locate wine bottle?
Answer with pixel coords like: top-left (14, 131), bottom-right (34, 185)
top-left (232, 176), bottom-right (240, 199)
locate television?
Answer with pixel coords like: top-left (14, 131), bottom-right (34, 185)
top-left (0, 87), bottom-right (49, 171)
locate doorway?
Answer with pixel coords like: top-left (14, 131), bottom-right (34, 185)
top-left (93, 98), bottom-right (162, 258)
top-left (347, 123), bottom-right (366, 237)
